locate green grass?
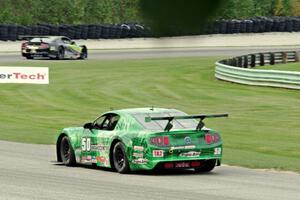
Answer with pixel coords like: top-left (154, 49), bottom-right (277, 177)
top-left (1, 57), bottom-right (300, 172)
top-left (257, 62), bottom-right (300, 71)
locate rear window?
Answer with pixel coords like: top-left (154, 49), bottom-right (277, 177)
top-left (133, 111), bottom-right (198, 131)
top-left (30, 37), bottom-right (53, 43)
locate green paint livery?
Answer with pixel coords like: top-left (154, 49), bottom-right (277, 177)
top-left (56, 108), bottom-right (227, 173)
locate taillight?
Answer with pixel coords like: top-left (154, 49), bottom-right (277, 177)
top-left (205, 133), bottom-right (220, 144)
top-left (163, 136), bottom-right (169, 145)
top-left (150, 136), bottom-right (169, 146)
top-left (21, 42), bottom-right (28, 49)
top-left (40, 43), bottom-right (49, 49)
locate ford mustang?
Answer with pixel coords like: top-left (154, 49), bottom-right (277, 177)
top-left (21, 36), bottom-right (88, 60)
top-left (56, 108), bottom-right (228, 173)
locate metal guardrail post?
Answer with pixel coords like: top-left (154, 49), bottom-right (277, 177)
top-left (295, 51), bottom-right (299, 62)
top-left (259, 53), bottom-right (264, 66)
top-left (233, 58), bottom-right (237, 67)
top-left (282, 52), bottom-right (287, 63)
top-left (270, 53), bottom-right (275, 65)
top-left (238, 57), bottom-right (243, 67)
top-left (243, 55), bottom-right (248, 68)
top-left (250, 54), bottom-right (256, 67)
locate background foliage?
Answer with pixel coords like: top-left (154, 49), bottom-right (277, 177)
top-left (0, 0), bottom-right (300, 25)
top-left (0, 0), bottom-right (140, 25)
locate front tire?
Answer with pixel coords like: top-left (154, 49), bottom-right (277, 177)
top-left (60, 136), bottom-right (76, 166)
top-left (79, 47), bottom-right (88, 59)
top-left (112, 142), bottom-right (130, 174)
top-left (194, 159), bottom-right (216, 173)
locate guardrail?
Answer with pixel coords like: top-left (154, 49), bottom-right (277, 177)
top-left (215, 51), bottom-right (300, 90)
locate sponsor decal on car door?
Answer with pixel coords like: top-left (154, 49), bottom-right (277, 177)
top-left (80, 129), bottom-right (93, 163)
top-left (94, 130), bottom-right (112, 167)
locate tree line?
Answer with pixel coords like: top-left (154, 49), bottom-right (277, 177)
top-left (0, 0), bottom-right (300, 25)
top-left (218, 0), bottom-right (300, 19)
top-left (0, 0), bottom-right (140, 25)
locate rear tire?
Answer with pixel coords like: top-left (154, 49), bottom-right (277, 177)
top-left (57, 46), bottom-right (65, 60)
top-left (60, 136), bottom-right (76, 166)
top-left (26, 55), bottom-right (33, 59)
top-left (112, 142), bottom-right (130, 174)
top-left (194, 159), bottom-right (216, 173)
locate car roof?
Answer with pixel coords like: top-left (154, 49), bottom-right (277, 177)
top-left (99, 108), bottom-right (191, 132)
top-left (110, 107), bottom-right (183, 116)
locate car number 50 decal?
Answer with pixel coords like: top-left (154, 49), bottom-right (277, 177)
top-left (82, 138), bottom-right (91, 151)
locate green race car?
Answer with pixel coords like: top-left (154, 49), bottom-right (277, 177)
top-left (56, 108), bottom-right (228, 173)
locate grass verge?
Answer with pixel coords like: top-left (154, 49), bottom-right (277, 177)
top-left (258, 62), bottom-right (300, 71)
top-left (0, 57), bottom-right (300, 172)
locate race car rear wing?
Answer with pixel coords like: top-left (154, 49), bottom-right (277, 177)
top-left (145, 113), bottom-right (228, 132)
top-left (18, 35), bottom-right (50, 41)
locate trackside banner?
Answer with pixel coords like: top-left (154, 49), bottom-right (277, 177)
top-left (0, 67), bottom-right (49, 84)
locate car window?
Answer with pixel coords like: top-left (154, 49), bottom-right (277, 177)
top-left (107, 115), bottom-right (120, 130)
top-left (30, 37), bottom-right (53, 43)
top-left (101, 117), bottom-right (110, 129)
top-left (94, 114), bottom-right (120, 131)
top-left (61, 37), bottom-right (71, 44)
top-left (94, 116), bottom-right (106, 129)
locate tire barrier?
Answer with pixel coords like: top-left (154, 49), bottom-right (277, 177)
top-left (207, 16), bottom-right (300, 34)
top-left (0, 23), bottom-right (147, 41)
top-left (161, 16), bottom-right (300, 36)
top-left (215, 51), bottom-right (300, 90)
top-left (2, 16), bottom-right (300, 41)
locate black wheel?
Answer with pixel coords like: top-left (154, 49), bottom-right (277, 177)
top-left (26, 55), bottom-right (33, 59)
top-left (60, 136), bottom-right (76, 166)
top-left (194, 159), bottom-right (216, 173)
top-left (57, 46), bottom-right (65, 60)
top-left (79, 47), bottom-right (88, 59)
top-left (112, 142), bottom-right (130, 173)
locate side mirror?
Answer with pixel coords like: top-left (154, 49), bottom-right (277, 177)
top-left (83, 122), bottom-right (93, 129)
top-left (71, 41), bottom-right (76, 45)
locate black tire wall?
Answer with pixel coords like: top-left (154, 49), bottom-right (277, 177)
top-left (1, 17), bottom-right (300, 41)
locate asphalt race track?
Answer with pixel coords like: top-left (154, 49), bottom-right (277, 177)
top-left (0, 141), bottom-right (299, 200)
top-left (1, 46), bottom-right (300, 61)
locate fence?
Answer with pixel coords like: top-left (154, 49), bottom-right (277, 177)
top-left (215, 51), bottom-right (300, 90)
